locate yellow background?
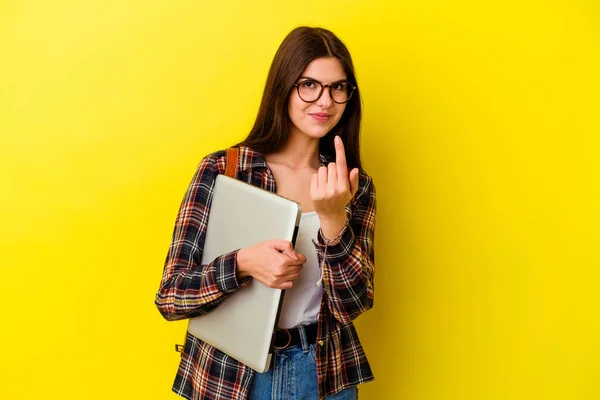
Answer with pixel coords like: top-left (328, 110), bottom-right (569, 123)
top-left (1, 0), bottom-right (598, 399)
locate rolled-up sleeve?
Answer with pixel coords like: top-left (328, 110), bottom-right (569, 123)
top-left (155, 154), bottom-right (250, 321)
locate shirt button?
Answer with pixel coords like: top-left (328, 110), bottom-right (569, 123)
top-left (318, 340), bottom-right (324, 347)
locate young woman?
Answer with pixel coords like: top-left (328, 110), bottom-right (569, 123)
top-left (155, 26), bottom-right (376, 400)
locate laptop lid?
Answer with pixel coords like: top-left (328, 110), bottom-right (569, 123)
top-left (187, 174), bottom-right (302, 372)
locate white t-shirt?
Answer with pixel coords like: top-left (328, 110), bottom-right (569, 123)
top-left (278, 211), bottom-right (323, 329)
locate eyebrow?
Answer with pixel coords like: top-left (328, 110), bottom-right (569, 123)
top-left (297, 76), bottom-right (349, 84)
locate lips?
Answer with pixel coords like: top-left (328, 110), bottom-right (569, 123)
top-left (310, 113), bottom-right (332, 122)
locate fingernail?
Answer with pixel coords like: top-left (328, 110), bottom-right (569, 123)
top-left (335, 136), bottom-right (341, 144)
top-left (292, 251), bottom-right (298, 260)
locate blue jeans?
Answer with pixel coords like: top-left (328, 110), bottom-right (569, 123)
top-left (248, 325), bottom-right (358, 400)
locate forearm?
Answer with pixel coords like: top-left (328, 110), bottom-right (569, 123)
top-left (155, 250), bottom-right (250, 321)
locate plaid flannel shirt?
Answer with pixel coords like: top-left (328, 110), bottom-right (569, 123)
top-left (155, 146), bottom-right (376, 400)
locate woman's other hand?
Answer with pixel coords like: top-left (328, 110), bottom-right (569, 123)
top-left (236, 240), bottom-right (306, 289)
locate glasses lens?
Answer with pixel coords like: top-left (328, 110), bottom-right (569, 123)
top-left (331, 82), bottom-right (350, 103)
top-left (298, 80), bottom-right (322, 102)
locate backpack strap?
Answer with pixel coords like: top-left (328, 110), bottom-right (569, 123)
top-left (225, 147), bottom-right (240, 178)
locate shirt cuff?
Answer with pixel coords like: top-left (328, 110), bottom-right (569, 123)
top-left (313, 223), bottom-right (356, 264)
top-left (213, 249), bottom-right (251, 293)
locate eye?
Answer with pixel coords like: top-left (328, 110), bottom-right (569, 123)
top-left (332, 82), bottom-right (347, 91)
top-left (301, 80), bottom-right (318, 89)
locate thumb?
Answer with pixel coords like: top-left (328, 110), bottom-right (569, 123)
top-left (269, 240), bottom-right (297, 260)
top-left (349, 168), bottom-right (359, 197)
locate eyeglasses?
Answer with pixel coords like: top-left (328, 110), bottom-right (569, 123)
top-left (293, 78), bottom-right (357, 104)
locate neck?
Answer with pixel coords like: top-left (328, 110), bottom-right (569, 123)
top-left (266, 129), bottom-right (321, 170)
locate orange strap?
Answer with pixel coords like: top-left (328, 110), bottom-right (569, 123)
top-left (225, 147), bottom-right (239, 178)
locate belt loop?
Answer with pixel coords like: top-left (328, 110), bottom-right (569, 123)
top-left (298, 324), bottom-right (309, 353)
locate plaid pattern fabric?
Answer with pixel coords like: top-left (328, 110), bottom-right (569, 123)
top-left (155, 147), bottom-right (376, 400)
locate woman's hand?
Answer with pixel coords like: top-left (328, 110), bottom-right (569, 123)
top-left (311, 136), bottom-right (359, 241)
top-left (236, 240), bottom-right (306, 289)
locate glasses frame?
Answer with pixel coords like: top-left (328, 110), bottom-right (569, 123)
top-left (293, 78), bottom-right (357, 104)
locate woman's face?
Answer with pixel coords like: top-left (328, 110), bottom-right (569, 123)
top-left (288, 57), bottom-right (348, 141)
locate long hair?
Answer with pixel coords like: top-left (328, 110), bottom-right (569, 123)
top-left (238, 26), bottom-right (363, 169)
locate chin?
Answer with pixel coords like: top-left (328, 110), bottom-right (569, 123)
top-left (302, 126), bottom-right (334, 140)
top-left (305, 131), bottom-right (330, 140)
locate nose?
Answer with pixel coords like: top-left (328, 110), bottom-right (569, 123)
top-left (316, 85), bottom-right (333, 108)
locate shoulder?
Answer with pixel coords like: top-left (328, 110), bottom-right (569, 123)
top-left (196, 149), bottom-right (227, 175)
top-left (197, 146), bottom-right (266, 174)
top-left (353, 168), bottom-right (375, 206)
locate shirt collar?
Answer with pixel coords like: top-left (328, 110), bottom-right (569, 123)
top-left (237, 146), bottom-right (333, 172)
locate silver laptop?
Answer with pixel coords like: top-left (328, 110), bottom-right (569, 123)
top-left (187, 174), bottom-right (302, 373)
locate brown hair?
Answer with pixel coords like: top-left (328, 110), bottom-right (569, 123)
top-left (238, 26), bottom-right (363, 169)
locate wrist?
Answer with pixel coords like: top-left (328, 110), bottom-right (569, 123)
top-left (319, 212), bottom-right (347, 242)
top-left (235, 249), bottom-right (251, 279)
